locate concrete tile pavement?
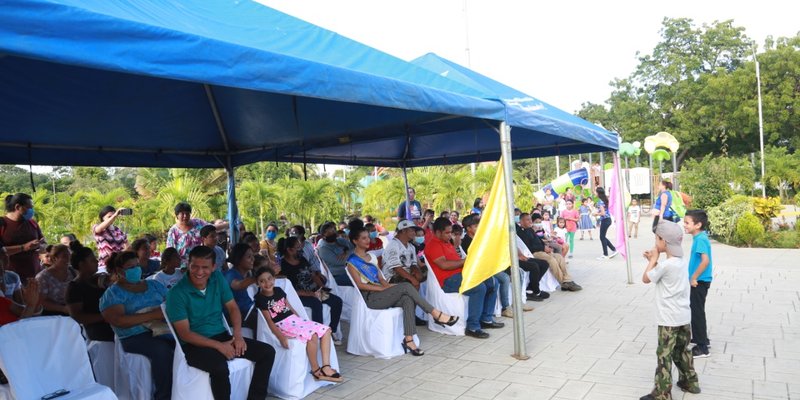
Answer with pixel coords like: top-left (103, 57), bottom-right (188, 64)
top-left (281, 217), bottom-right (799, 400)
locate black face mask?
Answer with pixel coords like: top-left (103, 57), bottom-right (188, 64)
top-left (324, 234), bottom-right (337, 243)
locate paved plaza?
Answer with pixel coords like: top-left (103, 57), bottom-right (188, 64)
top-left (297, 217), bottom-right (800, 400)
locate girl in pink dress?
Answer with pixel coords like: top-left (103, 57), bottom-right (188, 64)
top-left (254, 267), bottom-right (343, 382)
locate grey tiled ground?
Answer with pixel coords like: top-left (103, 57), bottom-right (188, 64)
top-left (294, 217), bottom-right (799, 400)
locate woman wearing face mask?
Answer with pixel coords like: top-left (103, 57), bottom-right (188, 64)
top-left (365, 223), bottom-right (384, 252)
top-left (259, 223), bottom-right (279, 265)
top-left (93, 205), bottom-right (128, 274)
top-left (100, 251), bottom-right (174, 400)
top-left (1, 193), bottom-right (45, 281)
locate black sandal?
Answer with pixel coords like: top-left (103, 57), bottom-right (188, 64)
top-left (317, 365), bottom-right (343, 382)
top-left (432, 311), bottom-right (459, 327)
top-left (401, 338), bottom-right (424, 356)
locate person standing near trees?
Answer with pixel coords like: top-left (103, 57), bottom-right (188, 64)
top-left (653, 181), bottom-right (678, 222)
top-left (593, 187), bottom-right (618, 260)
top-left (93, 206), bottom-right (129, 274)
top-left (167, 202), bottom-right (228, 266)
top-left (397, 187), bottom-right (422, 220)
top-left (1, 193), bottom-right (45, 281)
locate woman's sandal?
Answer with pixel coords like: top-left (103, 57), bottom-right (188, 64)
top-left (313, 365), bottom-right (343, 382)
top-left (401, 338), bottom-right (424, 356)
top-left (432, 310), bottom-right (459, 327)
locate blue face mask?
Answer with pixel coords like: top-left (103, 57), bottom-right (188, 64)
top-left (124, 266), bottom-right (143, 283)
top-left (266, 231), bottom-right (277, 240)
top-left (369, 231), bottom-right (378, 239)
top-left (514, 215), bottom-right (520, 223)
top-left (414, 236), bottom-right (425, 244)
top-left (344, 228), bottom-right (350, 235)
top-left (22, 207), bottom-right (35, 221)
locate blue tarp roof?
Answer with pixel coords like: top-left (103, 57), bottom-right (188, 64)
top-left (0, 0), bottom-right (616, 169)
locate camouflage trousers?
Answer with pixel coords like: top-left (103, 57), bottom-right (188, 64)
top-left (650, 324), bottom-right (700, 400)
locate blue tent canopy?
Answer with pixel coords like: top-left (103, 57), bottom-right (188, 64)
top-left (0, 0), bottom-right (615, 169)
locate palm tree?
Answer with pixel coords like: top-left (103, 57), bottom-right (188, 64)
top-left (764, 147), bottom-right (800, 200)
top-left (239, 180), bottom-right (277, 235)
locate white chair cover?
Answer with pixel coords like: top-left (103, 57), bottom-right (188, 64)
top-left (0, 316), bottom-right (117, 400)
top-left (316, 254), bottom-right (357, 323)
top-left (494, 270), bottom-right (530, 316)
top-left (161, 304), bottom-right (255, 400)
top-left (86, 341), bottom-right (116, 395)
top-left (248, 281), bottom-right (340, 341)
top-left (253, 278), bottom-right (339, 399)
top-left (344, 269), bottom-right (417, 359)
top-left (424, 268), bottom-right (468, 335)
top-left (539, 269), bottom-right (560, 292)
top-left (113, 335), bottom-right (153, 400)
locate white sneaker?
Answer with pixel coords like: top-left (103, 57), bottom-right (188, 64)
top-left (608, 251), bottom-right (619, 259)
top-left (596, 255), bottom-right (609, 260)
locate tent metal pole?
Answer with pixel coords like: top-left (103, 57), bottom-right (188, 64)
top-left (226, 164), bottom-right (240, 247)
top-left (402, 165), bottom-right (411, 220)
top-left (204, 83), bottom-right (239, 246)
top-left (614, 152), bottom-right (633, 284)
top-left (499, 121), bottom-right (529, 360)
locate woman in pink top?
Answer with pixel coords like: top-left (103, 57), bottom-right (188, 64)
top-left (560, 199), bottom-right (580, 258)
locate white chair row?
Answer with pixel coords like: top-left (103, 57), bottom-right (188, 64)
top-left (0, 316), bottom-right (117, 400)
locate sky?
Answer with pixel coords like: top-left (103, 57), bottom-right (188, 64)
top-left (258, 0), bottom-right (799, 114)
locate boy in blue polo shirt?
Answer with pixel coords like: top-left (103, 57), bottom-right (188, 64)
top-left (683, 210), bottom-right (713, 358)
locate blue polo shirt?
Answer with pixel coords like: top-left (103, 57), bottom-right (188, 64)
top-left (688, 231), bottom-right (713, 282)
top-left (166, 270), bottom-right (233, 340)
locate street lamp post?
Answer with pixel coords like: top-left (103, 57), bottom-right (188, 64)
top-left (754, 46), bottom-right (767, 198)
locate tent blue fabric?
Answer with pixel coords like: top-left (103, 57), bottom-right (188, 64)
top-left (0, 0), bottom-right (615, 170)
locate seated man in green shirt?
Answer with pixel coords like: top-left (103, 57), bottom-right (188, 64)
top-left (166, 246), bottom-right (275, 399)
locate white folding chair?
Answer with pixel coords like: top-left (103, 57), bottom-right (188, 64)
top-left (113, 334), bottom-right (153, 400)
top-left (161, 304), bottom-right (255, 400)
top-left (424, 268), bottom-right (468, 336)
top-left (86, 340), bottom-right (116, 396)
top-left (252, 279), bottom-right (339, 399)
top-left (0, 316), bottom-right (117, 400)
top-left (344, 268), bottom-right (417, 359)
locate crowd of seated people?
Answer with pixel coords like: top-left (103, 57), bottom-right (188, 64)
top-left (0, 190), bottom-right (587, 398)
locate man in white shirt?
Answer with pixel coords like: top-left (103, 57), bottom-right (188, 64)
top-left (640, 220), bottom-right (700, 400)
top-left (382, 220), bottom-right (425, 289)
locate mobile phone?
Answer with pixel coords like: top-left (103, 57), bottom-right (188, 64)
top-left (119, 208), bottom-right (133, 216)
top-left (41, 389), bottom-right (70, 400)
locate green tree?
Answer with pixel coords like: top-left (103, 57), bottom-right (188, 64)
top-left (763, 146), bottom-right (800, 200)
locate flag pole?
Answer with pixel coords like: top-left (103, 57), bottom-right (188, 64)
top-left (614, 152), bottom-right (634, 284)
top-left (499, 121), bottom-right (529, 360)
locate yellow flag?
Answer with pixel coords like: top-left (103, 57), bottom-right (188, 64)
top-left (459, 157), bottom-right (511, 293)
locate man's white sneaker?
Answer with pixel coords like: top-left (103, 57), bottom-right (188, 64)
top-left (608, 251), bottom-right (619, 259)
top-left (596, 255), bottom-right (609, 260)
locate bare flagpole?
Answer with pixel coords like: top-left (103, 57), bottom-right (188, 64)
top-left (499, 121), bottom-right (528, 360)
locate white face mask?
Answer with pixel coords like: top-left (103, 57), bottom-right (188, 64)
top-left (533, 223), bottom-right (543, 229)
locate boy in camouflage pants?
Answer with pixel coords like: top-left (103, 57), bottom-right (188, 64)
top-left (640, 220), bottom-right (700, 400)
